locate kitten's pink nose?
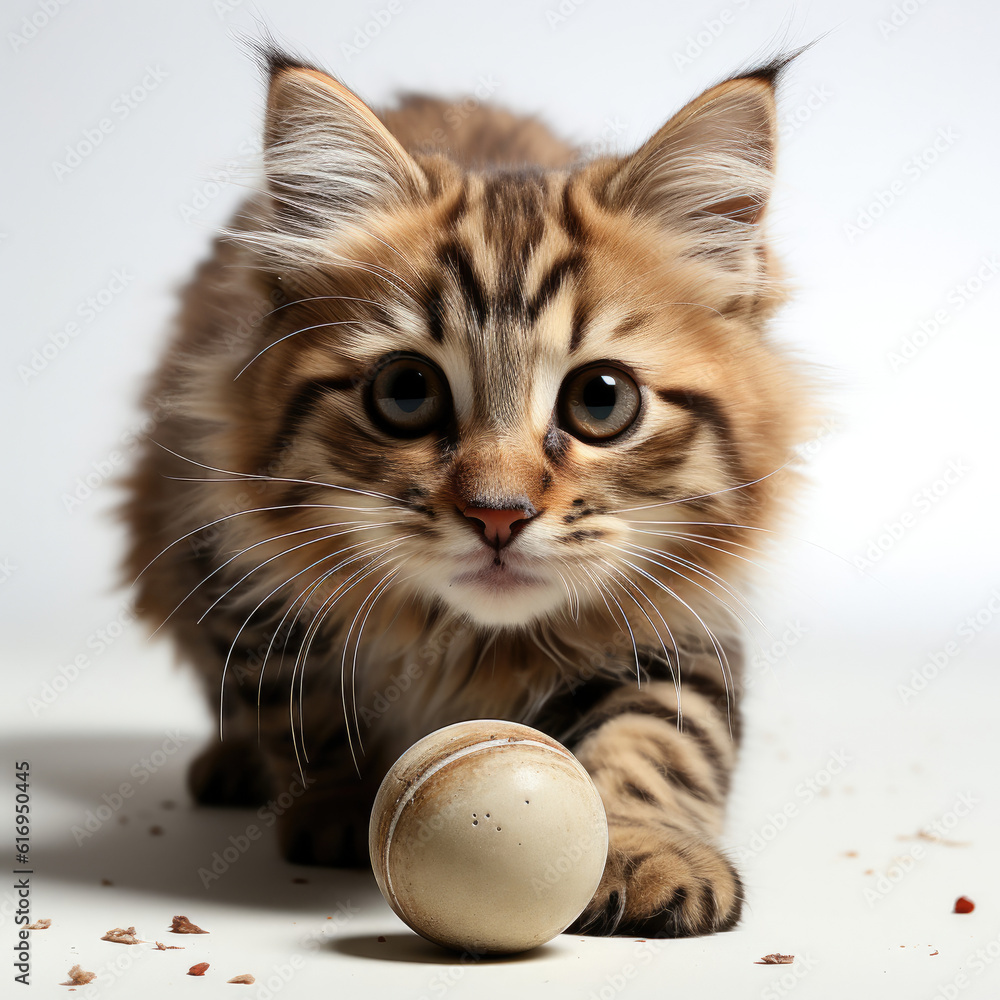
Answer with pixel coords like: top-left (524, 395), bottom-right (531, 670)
top-left (462, 505), bottom-right (537, 549)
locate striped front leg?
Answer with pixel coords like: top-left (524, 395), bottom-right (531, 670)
top-left (565, 670), bottom-right (743, 937)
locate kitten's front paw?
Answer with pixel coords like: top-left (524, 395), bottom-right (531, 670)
top-left (188, 738), bottom-right (273, 808)
top-left (276, 786), bottom-right (373, 867)
top-left (569, 824), bottom-right (743, 938)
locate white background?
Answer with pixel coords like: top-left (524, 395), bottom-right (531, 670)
top-left (2, 0), bottom-right (998, 997)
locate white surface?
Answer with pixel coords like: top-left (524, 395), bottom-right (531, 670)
top-left (3, 0), bottom-right (999, 996)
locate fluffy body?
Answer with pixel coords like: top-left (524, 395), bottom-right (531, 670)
top-left (123, 50), bottom-right (811, 937)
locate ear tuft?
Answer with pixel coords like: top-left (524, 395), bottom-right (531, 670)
top-left (258, 53), bottom-right (427, 240)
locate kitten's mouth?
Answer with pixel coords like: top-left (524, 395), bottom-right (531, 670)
top-left (453, 559), bottom-right (544, 591)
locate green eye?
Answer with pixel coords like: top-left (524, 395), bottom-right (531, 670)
top-left (560, 364), bottom-right (641, 442)
top-left (369, 354), bottom-right (450, 437)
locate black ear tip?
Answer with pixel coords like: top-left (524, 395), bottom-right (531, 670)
top-left (730, 42), bottom-right (815, 88)
top-left (238, 31), bottom-right (325, 82)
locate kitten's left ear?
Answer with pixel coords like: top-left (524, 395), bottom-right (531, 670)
top-left (600, 60), bottom-right (788, 275)
top-left (261, 54), bottom-right (428, 237)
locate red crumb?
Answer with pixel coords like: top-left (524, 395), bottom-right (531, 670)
top-left (101, 926), bottom-right (142, 945)
top-left (377, 936), bottom-right (386, 943)
top-left (291, 877), bottom-right (308, 884)
top-left (756, 954), bottom-right (794, 965)
top-left (954, 896), bottom-right (975, 914)
top-left (28, 918), bottom-right (51, 929)
top-left (154, 941), bottom-right (183, 950)
top-left (228, 974), bottom-right (255, 984)
top-left (61, 965), bottom-right (96, 986)
top-left (149, 825), bottom-right (164, 836)
top-left (188, 963), bottom-right (210, 977)
top-left (171, 915), bottom-right (209, 934)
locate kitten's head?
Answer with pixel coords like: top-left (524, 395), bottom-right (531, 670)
top-left (225, 53), bottom-right (808, 633)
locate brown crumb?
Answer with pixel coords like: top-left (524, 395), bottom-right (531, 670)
top-left (864, 868), bottom-right (874, 875)
top-left (756, 954), bottom-right (794, 965)
top-left (291, 877), bottom-right (308, 884)
top-left (154, 941), bottom-right (183, 950)
top-left (100, 879), bottom-right (113, 886)
top-left (149, 825), bottom-right (164, 836)
top-left (61, 965), bottom-right (96, 986)
top-left (228, 974), bottom-right (255, 984)
top-left (28, 918), bottom-right (51, 930)
top-left (101, 926), bottom-right (142, 945)
top-left (954, 896), bottom-right (975, 914)
top-left (377, 935), bottom-right (386, 943)
top-left (930, 950), bottom-right (939, 956)
top-left (188, 962), bottom-right (210, 977)
top-left (844, 850), bottom-right (858, 858)
top-left (897, 831), bottom-right (970, 848)
top-left (171, 915), bottom-right (209, 934)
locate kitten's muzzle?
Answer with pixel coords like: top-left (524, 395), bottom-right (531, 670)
top-left (460, 502), bottom-right (538, 550)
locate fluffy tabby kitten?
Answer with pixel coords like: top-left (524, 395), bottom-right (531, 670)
top-left (123, 47), bottom-right (809, 938)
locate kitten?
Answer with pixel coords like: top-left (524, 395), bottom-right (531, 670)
top-left (123, 47), bottom-right (810, 938)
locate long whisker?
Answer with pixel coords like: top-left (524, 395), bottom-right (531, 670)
top-left (150, 439), bottom-right (409, 505)
top-left (234, 320), bottom-right (362, 379)
top-left (218, 536), bottom-right (401, 742)
top-left (596, 557), bottom-right (680, 714)
top-left (607, 458), bottom-right (797, 514)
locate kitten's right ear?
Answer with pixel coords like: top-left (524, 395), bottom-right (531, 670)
top-left (261, 54), bottom-right (427, 237)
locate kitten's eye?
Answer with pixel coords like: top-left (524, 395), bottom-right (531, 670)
top-left (368, 354), bottom-right (450, 437)
top-left (559, 364), bottom-right (641, 442)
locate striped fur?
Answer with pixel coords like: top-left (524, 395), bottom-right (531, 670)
top-left (122, 49), bottom-right (812, 937)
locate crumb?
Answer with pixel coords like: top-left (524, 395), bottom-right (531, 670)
top-left (377, 935), bottom-right (386, 943)
top-left (100, 879), bottom-right (113, 886)
top-left (756, 954), bottom-right (794, 965)
top-left (291, 877), bottom-right (308, 884)
top-left (101, 926), bottom-right (142, 945)
top-left (161, 800), bottom-right (176, 809)
top-left (954, 896), bottom-right (975, 914)
top-left (28, 918), bottom-right (51, 929)
top-left (228, 974), bottom-right (255, 984)
top-left (844, 850), bottom-right (858, 858)
top-left (188, 962), bottom-right (210, 976)
top-left (149, 825), bottom-right (164, 836)
top-left (898, 831), bottom-right (970, 848)
top-left (930, 950), bottom-right (939, 956)
top-left (864, 869), bottom-right (874, 875)
top-left (171, 915), bottom-right (209, 934)
top-left (154, 941), bottom-right (183, 950)
top-left (61, 965), bottom-right (96, 986)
